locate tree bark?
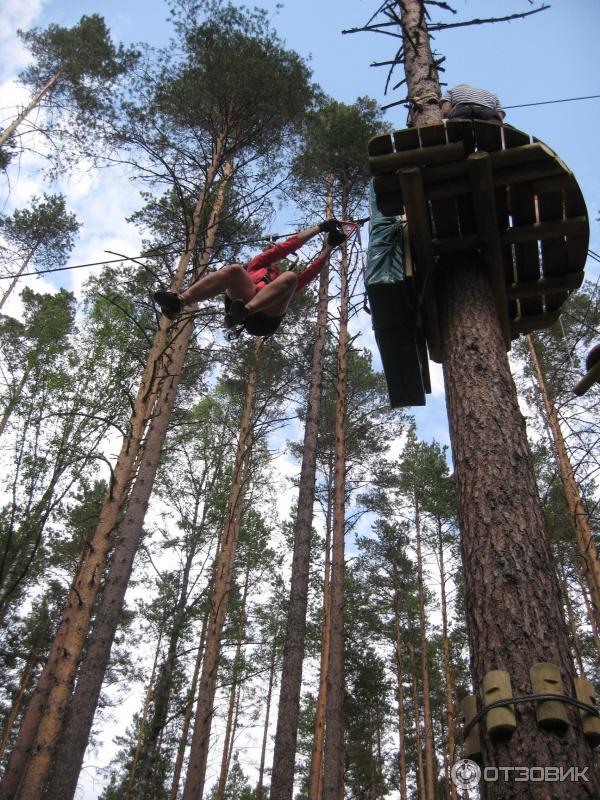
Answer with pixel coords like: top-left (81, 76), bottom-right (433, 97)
top-left (527, 334), bottom-right (600, 631)
top-left (559, 561), bottom-right (585, 677)
top-left (437, 518), bottom-right (457, 800)
top-left (256, 643), bottom-right (277, 800)
top-left (270, 180), bottom-right (333, 800)
top-left (393, 609), bottom-right (408, 800)
top-left (215, 568), bottom-right (250, 800)
top-left (324, 187), bottom-right (350, 800)
top-left (0, 68), bottom-right (64, 149)
top-left (125, 624), bottom-right (164, 799)
top-left (22, 159), bottom-right (233, 800)
top-left (169, 614), bottom-right (209, 800)
top-left (182, 338), bottom-right (262, 800)
top-left (414, 498), bottom-right (435, 799)
top-left (408, 640), bottom-right (425, 800)
top-left (398, 0), bottom-right (441, 126)
top-left (441, 260), bottom-right (600, 798)
top-left (307, 471), bottom-right (334, 800)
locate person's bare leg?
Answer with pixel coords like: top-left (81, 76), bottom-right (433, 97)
top-left (181, 264), bottom-right (256, 305)
top-left (246, 272), bottom-right (298, 316)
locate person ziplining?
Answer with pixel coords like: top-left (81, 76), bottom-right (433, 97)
top-left (153, 219), bottom-right (347, 337)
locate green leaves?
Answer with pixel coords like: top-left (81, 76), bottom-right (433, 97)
top-left (18, 14), bottom-right (139, 113)
top-left (0, 193), bottom-right (80, 273)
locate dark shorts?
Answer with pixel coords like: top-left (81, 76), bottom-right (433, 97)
top-left (449, 103), bottom-right (502, 124)
top-left (243, 311), bottom-right (284, 337)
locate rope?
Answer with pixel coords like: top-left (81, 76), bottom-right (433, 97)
top-left (462, 693), bottom-right (600, 739)
top-left (0, 219), bottom-right (371, 282)
top-left (504, 94), bottom-right (600, 110)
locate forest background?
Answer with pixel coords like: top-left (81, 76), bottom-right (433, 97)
top-left (0, 0), bottom-right (599, 799)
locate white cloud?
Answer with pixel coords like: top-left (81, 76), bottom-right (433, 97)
top-left (0, 0), bottom-right (45, 81)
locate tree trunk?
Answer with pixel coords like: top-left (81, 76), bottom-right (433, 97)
top-left (270, 180), bottom-right (333, 800)
top-left (395, 1), bottom-right (600, 794)
top-left (19, 159), bottom-right (233, 800)
top-left (437, 518), bottom-right (457, 800)
top-left (393, 610), bottom-right (408, 800)
top-left (324, 187), bottom-right (350, 800)
top-left (0, 649), bottom-right (38, 761)
top-left (578, 572), bottom-right (600, 663)
top-left (216, 568), bottom-right (250, 800)
top-left (408, 640), bottom-right (425, 800)
top-left (182, 338), bottom-right (262, 800)
top-left (527, 334), bottom-right (600, 631)
top-left (0, 68), bottom-right (63, 149)
top-left (256, 643), bottom-right (277, 800)
top-left (307, 470), bottom-right (334, 800)
top-left (169, 614), bottom-right (209, 800)
top-left (441, 260), bottom-right (600, 797)
top-left (559, 561), bottom-right (585, 677)
top-left (398, 0), bottom-right (441, 127)
top-left (125, 624), bottom-right (164, 799)
top-left (0, 364), bottom-right (31, 440)
top-left (414, 499), bottom-right (435, 799)
top-left (136, 485), bottom-right (214, 797)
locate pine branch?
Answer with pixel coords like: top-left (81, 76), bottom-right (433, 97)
top-left (428, 4), bottom-right (550, 32)
top-left (424, 1), bottom-right (457, 13)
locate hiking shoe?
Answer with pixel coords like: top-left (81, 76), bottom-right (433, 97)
top-left (153, 290), bottom-right (184, 320)
top-left (229, 300), bottom-right (249, 325)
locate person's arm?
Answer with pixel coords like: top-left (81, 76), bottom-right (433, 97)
top-left (246, 224), bottom-right (324, 275)
top-left (294, 245), bottom-right (333, 293)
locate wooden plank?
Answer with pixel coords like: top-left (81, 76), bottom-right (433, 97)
top-left (419, 124), bottom-right (460, 239)
top-left (423, 161), bottom-right (565, 201)
top-left (398, 166), bottom-right (442, 363)
top-left (564, 182), bottom-right (589, 275)
top-left (473, 120), bottom-right (503, 153)
top-left (510, 309), bottom-right (561, 336)
top-left (509, 179), bottom-right (542, 318)
top-left (502, 126), bottom-right (530, 149)
top-left (467, 151), bottom-right (511, 347)
top-left (507, 272), bottom-right (584, 300)
top-left (393, 127), bottom-right (420, 151)
top-left (445, 119), bottom-right (475, 154)
top-left (537, 188), bottom-right (568, 311)
top-left (368, 132), bottom-right (394, 156)
top-left (369, 142), bottom-right (464, 175)
top-left (442, 121), bottom-right (477, 237)
top-left (426, 219), bottom-right (586, 254)
top-left (504, 217), bottom-right (587, 244)
top-left (489, 142), bottom-right (554, 167)
top-left (532, 174), bottom-right (577, 194)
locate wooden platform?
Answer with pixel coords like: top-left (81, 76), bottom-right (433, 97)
top-left (369, 120), bottom-right (589, 363)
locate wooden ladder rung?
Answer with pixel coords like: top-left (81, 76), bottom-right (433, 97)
top-left (507, 272), bottom-right (584, 300)
top-left (370, 142), bottom-right (465, 175)
top-left (510, 309), bottom-right (561, 335)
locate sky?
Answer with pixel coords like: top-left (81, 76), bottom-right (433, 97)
top-left (1, 0), bottom-right (599, 796)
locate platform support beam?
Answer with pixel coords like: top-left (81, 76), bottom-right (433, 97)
top-left (397, 166), bottom-right (442, 362)
top-left (466, 151), bottom-right (512, 348)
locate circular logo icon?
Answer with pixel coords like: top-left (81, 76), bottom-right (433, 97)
top-left (451, 759), bottom-right (481, 790)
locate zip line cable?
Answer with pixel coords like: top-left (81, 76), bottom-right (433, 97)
top-left (503, 94), bottom-right (600, 110)
top-left (0, 219), bottom-right (370, 281)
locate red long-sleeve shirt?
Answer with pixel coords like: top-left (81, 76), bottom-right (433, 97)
top-left (246, 235), bottom-right (327, 294)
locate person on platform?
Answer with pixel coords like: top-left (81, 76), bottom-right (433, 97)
top-left (440, 83), bottom-right (505, 124)
top-left (153, 220), bottom-right (345, 337)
